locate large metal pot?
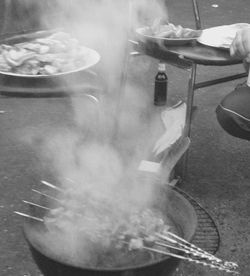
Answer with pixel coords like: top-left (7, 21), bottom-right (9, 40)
top-left (23, 185), bottom-right (197, 276)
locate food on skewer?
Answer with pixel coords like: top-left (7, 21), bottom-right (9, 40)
top-left (35, 189), bottom-right (177, 268)
top-left (44, 195), bottom-right (173, 249)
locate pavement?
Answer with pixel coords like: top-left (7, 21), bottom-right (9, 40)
top-left (1, 0), bottom-right (250, 276)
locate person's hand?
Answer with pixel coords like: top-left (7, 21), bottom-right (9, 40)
top-left (230, 27), bottom-right (250, 62)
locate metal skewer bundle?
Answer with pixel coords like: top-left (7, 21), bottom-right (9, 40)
top-left (14, 180), bottom-right (63, 222)
top-left (138, 244), bottom-right (238, 274)
top-left (157, 231), bottom-right (238, 269)
top-left (153, 231), bottom-right (239, 274)
top-left (121, 231), bottom-right (239, 275)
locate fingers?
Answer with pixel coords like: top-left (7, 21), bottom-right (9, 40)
top-left (230, 31), bottom-right (245, 57)
top-left (230, 28), bottom-right (250, 59)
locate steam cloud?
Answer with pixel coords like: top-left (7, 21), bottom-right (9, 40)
top-left (18, 0), bottom-right (168, 207)
top-left (19, 0), bottom-right (170, 267)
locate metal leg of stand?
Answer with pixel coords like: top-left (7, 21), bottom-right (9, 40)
top-left (185, 63), bottom-right (197, 137)
top-left (179, 62), bottom-right (197, 180)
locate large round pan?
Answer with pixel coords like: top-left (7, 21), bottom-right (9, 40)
top-left (0, 29), bottom-right (101, 96)
top-left (22, 185), bottom-right (197, 276)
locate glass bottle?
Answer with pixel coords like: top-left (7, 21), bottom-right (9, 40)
top-left (154, 62), bottom-right (168, 106)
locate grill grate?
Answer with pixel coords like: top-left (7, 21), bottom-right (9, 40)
top-left (173, 186), bottom-right (220, 255)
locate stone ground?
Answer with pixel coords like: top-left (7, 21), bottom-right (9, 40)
top-left (1, 0), bottom-right (250, 276)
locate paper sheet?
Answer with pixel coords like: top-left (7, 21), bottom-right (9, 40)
top-left (153, 101), bottom-right (186, 155)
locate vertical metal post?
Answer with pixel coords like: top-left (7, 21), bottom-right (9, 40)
top-left (191, 0), bottom-right (202, 30)
top-left (179, 62), bottom-right (197, 180)
top-left (185, 63), bottom-right (197, 138)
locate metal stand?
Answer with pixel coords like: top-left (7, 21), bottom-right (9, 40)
top-left (134, 40), bottom-right (246, 180)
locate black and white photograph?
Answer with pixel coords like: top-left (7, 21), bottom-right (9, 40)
top-left (0, 0), bottom-right (250, 275)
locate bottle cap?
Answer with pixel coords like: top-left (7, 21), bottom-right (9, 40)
top-left (158, 63), bottom-right (166, 72)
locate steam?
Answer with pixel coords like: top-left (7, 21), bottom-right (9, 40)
top-left (18, 0), bottom-right (170, 267)
top-left (29, 0), bottom-right (168, 201)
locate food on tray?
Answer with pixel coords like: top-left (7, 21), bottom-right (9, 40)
top-left (0, 32), bottom-right (90, 75)
top-left (149, 18), bottom-right (202, 39)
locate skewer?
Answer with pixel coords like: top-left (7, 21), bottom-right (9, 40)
top-left (165, 230), bottom-right (223, 259)
top-left (122, 240), bottom-right (238, 275)
top-left (141, 245), bottom-right (239, 275)
top-left (157, 232), bottom-right (231, 269)
top-left (156, 232), bottom-right (215, 261)
top-left (14, 211), bottom-right (44, 222)
top-left (22, 200), bottom-right (51, 210)
top-left (158, 231), bottom-right (238, 269)
top-left (32, 189), bottom-right (61, 203)
top-left (128, 39), bottom-right (139, 45)
top-left (40, 180), bottom-right (64, 192)
top-left (155, 240), bottom-right (237, 273)
top-left (135, 235), bottom-right (237, 272)
top-left (156, 233), bottom-right (219, 262)
top-left (155, 240), bottom-right (209, 258)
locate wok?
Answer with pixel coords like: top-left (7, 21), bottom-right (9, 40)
top-left (23, 185), bottom-right (197, 276)
top-left (0, 29), bottom-right (101, 96)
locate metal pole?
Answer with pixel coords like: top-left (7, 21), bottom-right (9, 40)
top-left (180, 62), bottom-right (197, 179)
top-left (191, 0), bottom-right (202, 30)
top-left (185, 63), bottom-right (197, 137)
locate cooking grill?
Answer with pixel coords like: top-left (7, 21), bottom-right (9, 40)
top-left (173, 186), bottom-right (220, 256)
top-left (14, 182), bottom-right (231, 276)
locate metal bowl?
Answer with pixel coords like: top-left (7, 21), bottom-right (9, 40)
top-left (23, 185), bottom-right (197, 276)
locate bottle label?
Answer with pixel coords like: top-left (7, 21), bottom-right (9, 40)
top-left (156, 75), bottom-right (167, 81)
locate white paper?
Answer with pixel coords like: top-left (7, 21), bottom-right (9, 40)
top-left (153, 101), bottom-right (186, 155)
